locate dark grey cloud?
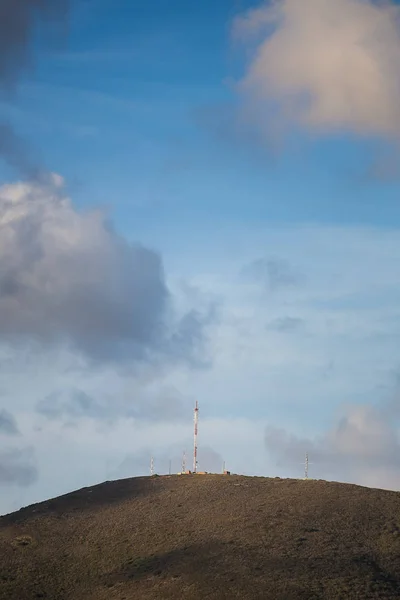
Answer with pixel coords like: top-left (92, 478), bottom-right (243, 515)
top-left (165, 306), bottom-right (217, 369)
top-left (0, 409), bottom-right (19, 435)
top-left (240, 256), bottom-right (303, 291)
top-left (267, 316), bottom-right (304, 332)
top-left (37, 389), bottom-right (102, 421)
top-left (0, 448), bottom-right (37, 486)
top-left (0, 1), bottom-right (69, 89)
top-left (36, 385), bottom-right (188, 424)
top-left (0, 178), bottom-right (213, 365)
top-left (0, 0), bottom-right (70, 172)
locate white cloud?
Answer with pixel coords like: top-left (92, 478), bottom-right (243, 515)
top-left (235, 0), bottom-right (400, 138)
top-left (0, 175), bottom-right (212, 364)
top-left (0, 175), bottom-right (165, 358)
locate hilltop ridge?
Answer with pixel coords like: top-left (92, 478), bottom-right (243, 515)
top-left (1, 474), bottom-right (400, 599)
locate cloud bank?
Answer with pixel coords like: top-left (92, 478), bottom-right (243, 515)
top-left (0, 175), bottom-right (212, 364)
top-left (0, 448), bottom-right (37, 487)
top-left (0, 410), bottom-right (19, 436)
top-left (236, 0), bottom-right (400, 138)
top-left (265, 402), bottom-right (400, 490)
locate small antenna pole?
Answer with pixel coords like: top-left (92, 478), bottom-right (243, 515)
top-left (182, 450), bottom-right (186, 473)
top-left (193, 400), bottom-right (199, 473)
top-left (298, 452), bottom-right (313, 480)
top-left (302, 453), bottom-right (313, 479)
top-left (150, 456), bottom-right (154, 477)
top-left (169, 459), bottom-right (172, 475)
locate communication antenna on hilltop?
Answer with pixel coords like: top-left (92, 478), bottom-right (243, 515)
top-left (150, 456), bottom-right (154, 477)
top-left (169, 459), bottom-right (172, 475)
top-left (302, 452), bottom-right (312, 480)
top-left (182, 450), bottom-right (186, 473)
top-left (193, 400), bottom-right (199, 473)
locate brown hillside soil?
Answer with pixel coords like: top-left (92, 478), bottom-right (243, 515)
top-left (1, 475), bottom-right (400, 599)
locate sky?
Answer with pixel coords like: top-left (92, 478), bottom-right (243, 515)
top-left (2, 0), bottom-right (400, 514)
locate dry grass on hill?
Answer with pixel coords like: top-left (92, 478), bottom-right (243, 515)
top-left (1, 474), bottom-right (400, 599)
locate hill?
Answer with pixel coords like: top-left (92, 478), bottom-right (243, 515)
top-left (1, 475), bottom-right (400, 599)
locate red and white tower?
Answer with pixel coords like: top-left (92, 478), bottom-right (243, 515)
top-left (193, 400), bottom-right (199, 473)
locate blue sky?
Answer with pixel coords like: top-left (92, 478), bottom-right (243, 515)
top-left (2, 0), bottom-right (400, 513)
top-left (4, 0), bottom-right (400, 231)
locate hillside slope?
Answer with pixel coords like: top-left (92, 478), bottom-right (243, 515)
top-left (1, 475), bottom-right (400, 599)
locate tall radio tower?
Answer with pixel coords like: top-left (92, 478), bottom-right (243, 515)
top-left (193, 400), bottom-right (199, 473)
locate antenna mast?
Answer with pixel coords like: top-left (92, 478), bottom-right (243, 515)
top-left (303, 452), bottom-right (313, 479)
top-left (182, 450), bottom-right (186, 473)
top-left (150, 456), bottom-right (154, 476)
top-left (193, 400), bottom-right (199, 473)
